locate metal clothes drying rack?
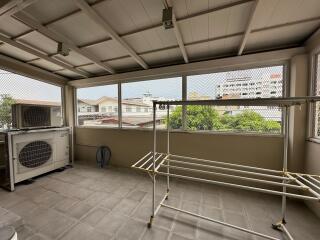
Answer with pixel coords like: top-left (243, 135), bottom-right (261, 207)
top-left (131, 97), bottom-right (320, 240)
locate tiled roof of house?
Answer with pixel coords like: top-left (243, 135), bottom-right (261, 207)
top-left (13, 99), bottom-right (61, 106)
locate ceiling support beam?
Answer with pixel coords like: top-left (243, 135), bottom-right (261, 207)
top-left (0, 33), bottom-right (90, 77)
top-left (12, 0), bottom-right (253, 48)
top-left (68, 47), bottom-right (305, 88)
top-left (25, 15), bottom-right (320, 73)
top-left (13, 11), bottom-right (116, 74)
top-left (0, 0), bottom-right (38, 20)
top-left (74, 0), bottom-right (148, 69)
top-left (163, 0), bottom-right (189, 63)
top-left (0, 54), bottom-right (67, 86)
top-left (238, 0), bottom-right (260, 55)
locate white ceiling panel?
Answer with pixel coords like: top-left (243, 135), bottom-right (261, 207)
top-left (0, 0), bottom-right (319, 79)
top-left (54, 51), bottom-right (92, 66)
top-left (107, 57), bottom-right (141, 71)
top-left (78, 64), bottom-right (108, 75)
top-left (18, 31), bottom-right (57, 54)
top-left (84, 40), bottom-right (129, 60)
top-left (24, 0), bottom-right (79, 24)
top-left (154, 27), bottom-right (178, 47)
top-left (247, 21), bottom-right (320, 51)
top-left (55, 69), bottom-right (81, 79)
top-left (117, 0), bottom-right (153, 30)
top-left (142, 48), bottom-right (182, 66)
top-left (173, 0), bottom-right (243, 19)
top-left (29, 59), bottom-right (62, 72)
top-left (0, 16), bottom-right (30, 37)
top-left (187, 35), bottom-right (241, 60)
top-left (253, 0), bottom-right (320, 30)
top-left (0, 44), bottom-right (36, 61)
top-left (139, 0), bottom-right (164, 24)
top-left (50, 12), bottom-right (108, 46)
top-left (92, 0), bottom-right (137, 35)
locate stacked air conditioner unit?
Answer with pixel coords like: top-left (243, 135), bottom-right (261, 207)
top-left (0, 103), bottom-right (70, 191)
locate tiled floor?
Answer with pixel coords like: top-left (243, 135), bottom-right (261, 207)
top-left (0, 164), bottom-right (319, 240)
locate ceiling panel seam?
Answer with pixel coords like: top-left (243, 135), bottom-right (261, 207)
top-left (13, 11), bottom-right (116, 74)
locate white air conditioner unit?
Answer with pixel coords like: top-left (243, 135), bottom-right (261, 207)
top-left (9, 128), bottom-right (70, 185)
top-left (12, 104), bottom-right (62, 129)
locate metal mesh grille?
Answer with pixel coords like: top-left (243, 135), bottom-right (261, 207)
top-left (0, 69), bottom-right (62, 130)
top-left (18, 141), bottom-right (52, 168)
top-left (186, 66), bottom-right (284, 134)
top-left (22, 106), bottom-right (51, 127)
top-left (77, 84), bottom-right (118, 127)
top-left (315, 54), bottom-right (320, 137)
top-left (121, 78), bottom-right (182, 129)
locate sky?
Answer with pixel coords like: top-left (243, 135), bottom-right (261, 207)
top-left (1, 65), bottom-right (283, 102)
top-left (0, 69), bottom-right (61, 102)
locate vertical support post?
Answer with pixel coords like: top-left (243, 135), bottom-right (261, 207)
top-left (7, 133), bottom-right (15, 192)
top-left (118, 83), bottom-right (122, 129)
top-left (166, 103), bottom-right (170, 198)
top-left (148, 101), bottom-right (157, 228)
top-left (282, 105), bottom-right (290, 223)
top-left (182, 75), bottom-right (187, 130)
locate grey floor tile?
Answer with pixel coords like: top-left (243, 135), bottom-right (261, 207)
top-left (16, 224), bottom-right (35, 240)
top-left (67, 201), bottom-right (93, 219)
top-left (81, 207), bottom-right (110, 227)
top-left (59, 222), bottom-right (112, 240)
top-left (199, 204), bottom-right (223, 220)
top-left (141, 227), bottom-right (170, 240)
top-left (152, 208), bottom-right (177, 230)
top-left (99, 194), bottom-right (123, 210)
top-left (53, 197), bottom-right (79, 213)
top-left (96, 212), bottom-right (128, 236)
top-left (116, 218), bottom-right (146, 240)
top-left (112, 198), bottom-right (140, 216)
top-left (32, 190), bottom-right (64, 208)
top-left (126, 190), bottom-right (147, 202)
top-left (224, 210), bottom-right (248, 228)
top-left (9, 200), bottom-right (38, 218)
top-left (84, 191), bottom-right (109, 206)
top-left (0, 165), bottom-right (319, 240)
top-left (27, 233), bottom-right (51, 240)
top-left (172, 214), bottom-right (198, 239)
top-left (197, 220), bottom-right (225, 240)
top-left (37, 212), bottom-right (75, 239)
top-left (169, 233), bottom-right (193, 240)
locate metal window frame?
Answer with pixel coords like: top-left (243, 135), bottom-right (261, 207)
top-left (0, 67), bottom-right (65, 130)
top-left (307, 50), bottom-right (320, 140)
top-left (183, 62), bottom-right (288, 134)
top-left (74, 61), bottom-right (289, 136)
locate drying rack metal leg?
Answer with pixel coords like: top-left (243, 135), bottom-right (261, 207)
top-left (166, 103), bottom-right (170, 201)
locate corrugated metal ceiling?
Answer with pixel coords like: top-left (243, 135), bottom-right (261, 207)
top-left (0, 0), bottom-right (319, 80)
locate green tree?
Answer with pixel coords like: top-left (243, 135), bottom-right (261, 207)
top-left (0, 94), bottom-right (15, 129)
top-left (168, 106), bottom-right (281, 133)
top-left (169, 106), bottom-right (224, 130)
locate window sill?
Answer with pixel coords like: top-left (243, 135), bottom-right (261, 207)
top-left (307, 138), bottom-right (320, 144)
top-left (75, 126), bottom-right (283, 138)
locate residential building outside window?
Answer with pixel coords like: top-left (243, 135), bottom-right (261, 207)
top-left (77, 84), bottom-right (118, 127)
top-left (185, 66), bottom-right (284, 134)
top-left (122, 77), bottom-right (182, 129)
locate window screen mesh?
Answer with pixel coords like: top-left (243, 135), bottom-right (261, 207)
top-left (0, 69), bottom-right (62, 130)
top-left (76, 84), bottom-right (118, 127)
top-left (186, 66), bottom-right (284, 134)
top-left (315, 54), bottom-right (320, 137)
top-left (122, 78), bottom-right (182, 129)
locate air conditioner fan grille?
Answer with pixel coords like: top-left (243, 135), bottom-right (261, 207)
top-left (19, 141), bottom-right (52, 168)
